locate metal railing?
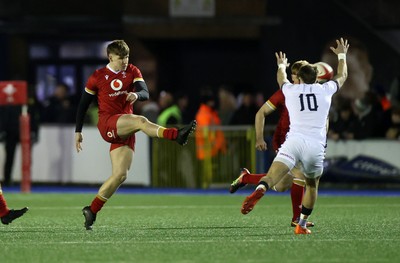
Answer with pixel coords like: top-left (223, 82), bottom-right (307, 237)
top-left (152, 125), bottom-right (257, 188)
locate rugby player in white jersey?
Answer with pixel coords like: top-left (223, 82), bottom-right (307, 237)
top-left (240, 38), bottom-right (349, 234)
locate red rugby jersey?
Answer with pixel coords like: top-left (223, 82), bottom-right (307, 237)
top-left (265, 89), bottom-right (290, 151)
top-left (85, 64), bottom-right (144, 118)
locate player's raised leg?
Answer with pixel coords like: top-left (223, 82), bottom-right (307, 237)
top-left (116, 114), bottom-right (196, 146)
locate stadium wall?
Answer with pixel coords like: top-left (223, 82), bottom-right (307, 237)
top-left (0, 125), bottom-right (151, 186)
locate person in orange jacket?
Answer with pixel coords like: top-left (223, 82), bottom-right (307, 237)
top-left (195, 88), bottom-right (226, 187)
top-left (195, 88), bottom-right (226, 159)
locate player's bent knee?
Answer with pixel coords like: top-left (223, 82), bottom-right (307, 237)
top-left (137, 115), bottom-right (149, 124)
top-left (112, 172), bottom-right (128, 184)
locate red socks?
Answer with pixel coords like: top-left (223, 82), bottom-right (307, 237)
top-left (90, 195), bottom-right (107, 214)
top-left (290, 182), bottom-right (304, 221)
top-left (0, 194), bottom-right (10, 218)
top-left (163, 128), bottom-right (178, 140)
top-left (242, 173), bottom-right (265, 185)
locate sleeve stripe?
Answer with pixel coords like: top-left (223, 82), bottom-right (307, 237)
top-left (85, 87), bottom-right (96, 95)
top-left (266, 100), bottom-right (276, 110)
top-left (133, 77), bottom-right (144, 83)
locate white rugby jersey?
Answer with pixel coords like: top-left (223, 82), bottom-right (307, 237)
top-left (282, 80), bottom-right (338, 144)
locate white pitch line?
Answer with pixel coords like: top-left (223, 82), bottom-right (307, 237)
top-left (7, 238), bottom-right (400, 245)
top-left (29, 203), bottom-right (400, 210)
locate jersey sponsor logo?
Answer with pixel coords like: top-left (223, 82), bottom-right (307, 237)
top-left (110, 79), bottom-right (123, 91)
top-left (107, 130), bottom-right (116, 139)
top-left (109, 90), bottom-right (128, 97)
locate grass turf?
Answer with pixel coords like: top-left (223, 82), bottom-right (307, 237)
top-left (0, 193), bottom-right (399, 263)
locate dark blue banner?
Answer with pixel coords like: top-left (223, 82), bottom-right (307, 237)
top-left (323, 155), bottom-right (400, 183)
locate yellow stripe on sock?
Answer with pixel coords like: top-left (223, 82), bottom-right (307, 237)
top-left (157, 127), bottom-right (165, 138)
top-left (293, 178), bottom-right (306, 187)
top-left (97, 195), bottom-right (108, 201)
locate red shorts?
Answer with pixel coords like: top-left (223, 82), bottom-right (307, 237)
top-left (97, 114), bottom-right (136, 152)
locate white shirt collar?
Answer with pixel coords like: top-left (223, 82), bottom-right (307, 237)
top-left (106, 64), bottom-right (121, 74)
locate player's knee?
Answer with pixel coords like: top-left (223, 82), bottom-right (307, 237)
top-left (137, 115), bottom-right (149, 124)
top-left (113, 171), bottom-right (128, 184)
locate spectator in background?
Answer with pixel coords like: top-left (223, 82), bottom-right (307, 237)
top-left (385, 106), bottom-right (400, 140)
top-left (230, 90), bottom-right (258, 125)
top-left (42, 83), bottom-right (76, 123)
top-left (380, 76), bottom-right (400, 134)
top-left (139, 90), bottom-right (160, 123)
top-left (389, 75), bottom-right (400, 108)
top-left (375, 84), bottom-right (392, 112)
top-left (195, 87), bottom-right (226, 159)
top-left (158, 90), bottom-right (174, 112)
top-left (157, 90), bottom-right (189, 126)
top-left (328, 96), bottom-right (357, 140)
top-left (195, 87), bottom-right (226, 188)
top-left (218, 85), bottom-right (237, 125)
top-left (352, 91), bottom-right (383, 139)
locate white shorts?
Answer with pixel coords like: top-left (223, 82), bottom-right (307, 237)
top-left (274, 135), bottom-right (325, 178)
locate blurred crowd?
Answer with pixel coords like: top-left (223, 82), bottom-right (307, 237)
top-left (328, 91), bottom-right (400, 141)
top-left (2, 75), bottom-right (399, 141)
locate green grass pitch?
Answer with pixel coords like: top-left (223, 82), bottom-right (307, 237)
top-left (0, 192), bottom-right (399, 263)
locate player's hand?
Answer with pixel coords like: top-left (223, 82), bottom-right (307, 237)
top-left (126, 92), bottom-right (138, 105)
top-left (330, 37), bottom-right (349, 55)
top-left (255, 139), bottom-right (268, 151)
top-left (275, 51), bottom-right (290, 68)
top-left (75, 132), bottom-right (83, 153)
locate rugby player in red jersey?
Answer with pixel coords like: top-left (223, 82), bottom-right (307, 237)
top-left (75, 40), bottom-right (196, 230)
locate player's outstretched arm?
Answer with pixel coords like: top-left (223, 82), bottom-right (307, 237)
top-left (331, 38), bottom-right (350, 89)
top-left (275, 51), bottom-right (290, 88)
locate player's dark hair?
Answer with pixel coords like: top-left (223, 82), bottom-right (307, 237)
top-left (298, 64), bottom-right (318, 84)
top-left (107, 40), bottom-right (130, 57)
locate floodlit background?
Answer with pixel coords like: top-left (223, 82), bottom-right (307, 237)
top-left (0, 0), bottom-right (400, 189)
